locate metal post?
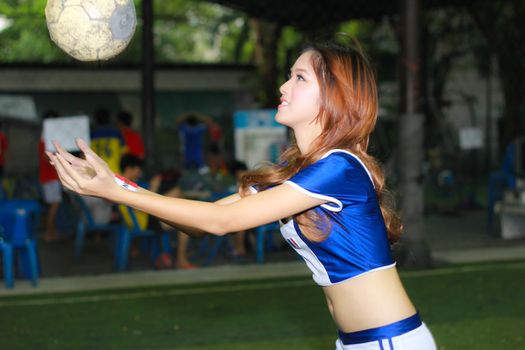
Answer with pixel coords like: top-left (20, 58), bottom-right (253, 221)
top-left (142, 0), bottom-right (155, 172)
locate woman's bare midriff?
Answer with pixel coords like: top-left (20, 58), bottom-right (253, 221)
top-left (322, 266), bottom-right (416, 333)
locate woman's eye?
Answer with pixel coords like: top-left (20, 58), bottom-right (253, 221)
top-left (296, 74), bottom-right (305, 81)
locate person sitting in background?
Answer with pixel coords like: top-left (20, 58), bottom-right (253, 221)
top-left (90, 108), bottom-right (127, 173)
top-left (229, 160), bottom-right (249, 259)
top-left (119, 155), bottom-right (197, 270)
top-left (38, 110), bottom-right (62, 242)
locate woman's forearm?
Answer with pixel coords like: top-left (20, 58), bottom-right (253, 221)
top-left (127, 187), bottom-right (241, 237)
top-left (158, 219), bottom-right (208, 238)
top-left (157, 193), bottom-right (242, 237)
top-left (113, 187), bottom-right (231, 235)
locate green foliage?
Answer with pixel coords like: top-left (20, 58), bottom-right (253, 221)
top-left (0, 0), bottom-right (47, 17)
top-left (0, 0), bottom-right (254, 64)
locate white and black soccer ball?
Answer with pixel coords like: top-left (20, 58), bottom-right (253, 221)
top-left (45, 0), bottom-right (137, 61)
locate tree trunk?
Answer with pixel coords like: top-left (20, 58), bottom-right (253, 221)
top-left (396, 0), bottom-right (433, 268)
top-left (251, 18), bottom-right (281, 108)
top-left (498, 55), bottom-right (524, 149)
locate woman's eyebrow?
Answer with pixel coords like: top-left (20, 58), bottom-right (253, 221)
top-left (290, 67), bottom-right (310, 75)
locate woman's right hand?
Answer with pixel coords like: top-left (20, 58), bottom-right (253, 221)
top-left (48, 138), bottom-right (120, 199)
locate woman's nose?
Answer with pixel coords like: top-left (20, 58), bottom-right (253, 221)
top-left (279, 79), bottom-right (290, 95)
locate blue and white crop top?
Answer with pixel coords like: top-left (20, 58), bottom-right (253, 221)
top-left (266, 149), bottom-right (395, 287)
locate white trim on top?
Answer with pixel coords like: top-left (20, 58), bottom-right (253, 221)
top-left (320, 149), bottom-right (375, 188)
top-left (325, 262), bottom-right (398, 287)
top-left (283, 180), bottom-right (343, 212)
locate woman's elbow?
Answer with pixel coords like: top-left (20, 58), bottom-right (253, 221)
top-left (205, 216), bottom-right (232, 236)
top-left (202, 205), bottom-right (243, 236)
top-left (206, 224), bottom-right (230, 236)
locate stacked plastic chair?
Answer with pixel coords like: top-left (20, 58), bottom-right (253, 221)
top-left (0, 200), bottom-right (40, 288)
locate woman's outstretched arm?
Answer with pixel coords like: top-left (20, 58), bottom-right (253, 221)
top-left (49, 139), bottom-right (326, 236)
top-left (147, 190), bottom-right (243, 237)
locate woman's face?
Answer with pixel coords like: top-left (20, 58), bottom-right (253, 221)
top-left (276, 51), bottom-right (321, 131)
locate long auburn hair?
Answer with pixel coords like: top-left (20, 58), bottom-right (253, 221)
top-left (240, 41), bottom-right (402, 244)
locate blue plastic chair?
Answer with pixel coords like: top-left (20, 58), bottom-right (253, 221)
top-left (198, 191), bottom-right (235, 266)
top-left (73, 195), bottom-right (123, 260)
top-left (0, 200), bottom-right (40, 288)
top-left (115, 207), bottom-right (171, 271)
top-left (255, 222), bottom-right (280, 264)
top-left (199, 191), bottom-right (280, 266)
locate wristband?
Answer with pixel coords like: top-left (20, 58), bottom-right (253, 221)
top-left (114, 174), bottom-right (138, 192)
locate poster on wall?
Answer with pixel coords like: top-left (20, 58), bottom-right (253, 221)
top-left (43, 115), bottom-right (90, 152)
top-left (234, 109), bottom-right (288, 169)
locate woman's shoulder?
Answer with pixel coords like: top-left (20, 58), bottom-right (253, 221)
top-left (318, 149), bottom-right (367, 169)
top-left (320, 149), bottom-right (361, 162)
top-left (317, 149), bottom-right (374, 185)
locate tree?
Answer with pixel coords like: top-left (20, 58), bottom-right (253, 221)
top-left (0, 0), bottom-right (254, 65)
top-left (464, 0), bottom-right (525, 149)
top-left (395, 0), bottom-right (433, 268)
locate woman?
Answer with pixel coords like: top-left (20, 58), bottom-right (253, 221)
top-left (49, 41), bottom-right (436, 349)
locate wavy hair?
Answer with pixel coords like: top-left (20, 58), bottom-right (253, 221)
top-left (240, 41), bottom-right (402, 243)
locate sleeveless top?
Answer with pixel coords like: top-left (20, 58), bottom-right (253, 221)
top-left (258, 150), bottom-right (395, 286)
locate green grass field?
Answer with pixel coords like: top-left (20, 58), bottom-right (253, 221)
top-left (1, 261), bottom-right (524, 350)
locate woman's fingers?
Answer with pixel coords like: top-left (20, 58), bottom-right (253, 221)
top-left (56, 153), bottom-right (89, 188)
top-left (76, 138), bottom-right (105, 164)
top-left (45, 151), bottom-right (55, 166)
top-left (84, 151), bottom-right (109, 177)
top-left (50, 153), bottom-right (78, 192)
top-left (65, 151), bottom-right (88, 167)
top-left (50, 139), bottom-right (117, 197)
top-left (76, 138), bottom-right (112, 174)
top-left (52, 141), bottom-right (72, 159)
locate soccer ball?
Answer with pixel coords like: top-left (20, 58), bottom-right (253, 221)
top-left (45, 0), bottom-right (137, 61)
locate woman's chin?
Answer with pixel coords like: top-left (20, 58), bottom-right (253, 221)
top-left (274, 113), bottom-right (290, 127)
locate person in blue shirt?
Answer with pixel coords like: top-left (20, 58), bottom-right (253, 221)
top-left (48, 40), bottom-right (436, 349)
top-left (176, 112), bottom-right (211, 170)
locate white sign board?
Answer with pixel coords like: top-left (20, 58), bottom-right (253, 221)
top-left (43, 116), bottom-right (90, 152)
top-left (459, 127), bottom-right (483, 150)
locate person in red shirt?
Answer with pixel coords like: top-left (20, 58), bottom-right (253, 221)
top-left (39, 111), bottom-right (62, 242)
top-left (117, 110), bottom-right (145, 159)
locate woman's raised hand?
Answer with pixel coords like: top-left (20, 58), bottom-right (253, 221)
top-left (47, 138), bottom-right (118, 199)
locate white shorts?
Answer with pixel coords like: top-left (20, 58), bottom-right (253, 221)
top-left (42, 180), bottom-right (62, 204)
top-left (83, 196), bottom-right (112, 225)
top-left (335, 322), bottom-right (436, 350)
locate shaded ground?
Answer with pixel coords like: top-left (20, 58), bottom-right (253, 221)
top-left (34, 208), bottom-right (525, 278)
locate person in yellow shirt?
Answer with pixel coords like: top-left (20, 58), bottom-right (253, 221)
top-left (90, 108), bottom-right (127, 173)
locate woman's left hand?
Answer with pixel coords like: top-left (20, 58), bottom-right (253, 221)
top-left (48, 138), bottom-right (119, 199)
